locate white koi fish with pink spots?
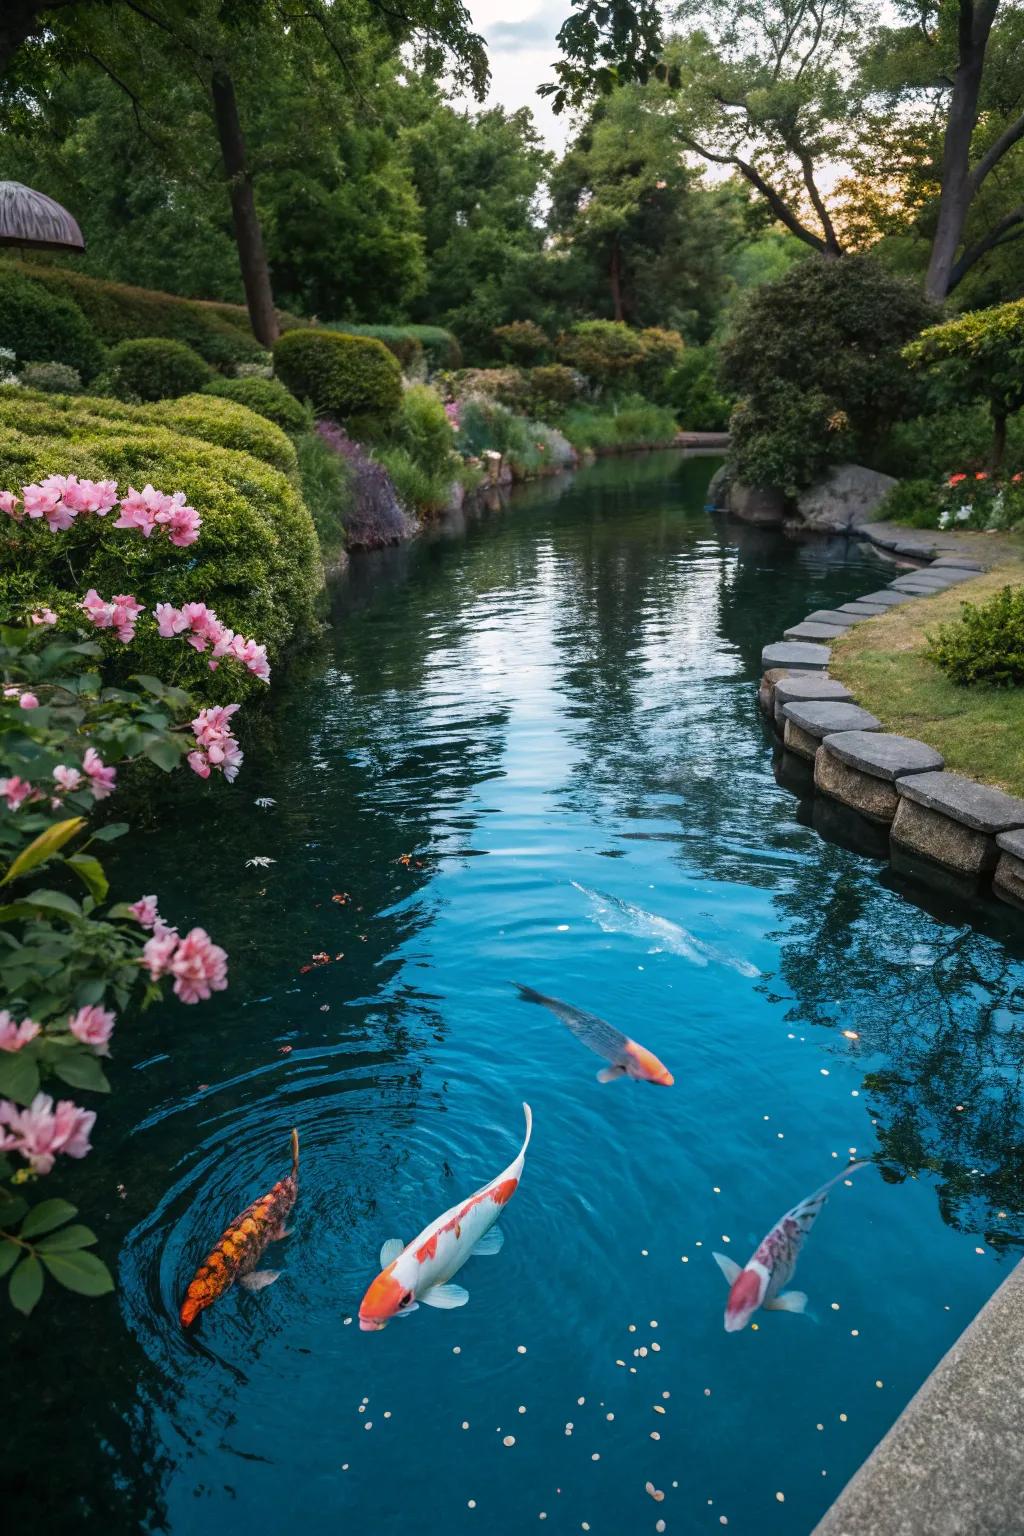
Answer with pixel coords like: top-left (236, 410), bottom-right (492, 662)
top-left (714, 1161), bottom-right (869, 1332)
top-left (358, 1103), bottom-right (531, 1330)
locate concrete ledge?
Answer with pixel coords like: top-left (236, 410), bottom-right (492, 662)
top-left (813, 1258), bottom-right (1024, 1536)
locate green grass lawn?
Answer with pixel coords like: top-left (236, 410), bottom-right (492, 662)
top-left (830, 550), bottom-right (1024, 798)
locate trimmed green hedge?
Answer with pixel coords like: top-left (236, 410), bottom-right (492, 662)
top-left (203, 375), bottom-right (312, 435)
top-left (0, 259), bottom-right (267, 367)
top-left (0, 267), bottom-right (105, 380)
top-left (326, 322), bottom-right (462, 372)
top-left (108, 337), bottom-right (211, 402)
top-left (273, 328), bottom-right (403, 436)
top-left (0, 391), bottom-right (320, 696)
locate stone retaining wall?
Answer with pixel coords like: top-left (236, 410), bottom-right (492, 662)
top-left (758, 552), bottom-right (1024, 910)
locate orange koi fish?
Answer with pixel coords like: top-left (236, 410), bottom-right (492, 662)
top-left (359, 1104), bottom-right (531, 1329)
top-left (512, 983), bottom-right (674, 1085)
top-left (179, 1128), bottom-right (299, 1328)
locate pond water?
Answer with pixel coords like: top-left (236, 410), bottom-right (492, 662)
top-left (11, 452), bottom-right (1024, 1535)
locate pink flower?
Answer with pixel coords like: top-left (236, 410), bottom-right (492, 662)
top-left (0, 1012), bottom-right (40, 1052)
top-left (187, 749), bottom-right (211, 780)
top-left (212, 630), bottom-right (270, 683)
top-left (0, 775), bottom-right (34, 811)
top-left (63, 478), bottom-right (118, 516)
top-left (114, 483), bottom-right (168, 538)
top-left (82, 747), bottom-right (116, 801)
top-left (191, 703), bottom-right (243, 782)
top-left (160, 492), bottom-right (202, 547)
top-left (155, 602), bottom-right (187, 637)
top-left (142, 923), bottom-right (180, 981)
top-left (22, 477), bottom-right (77, 533)
top-left (68, 1004), bottom-right (116, 1055)
top-left (0, 1092), bottom-right (96, 1174)
top-left (19, 692), bottom-right (39, 709)
top-left (80, 588), bottom-right (114, 629)
top-left (169, 927), bottom-right (228, 1004)
top-left (53, 764), bottom-right (83, 794)
top-left (30, 608), bottom-right (57, 626)
top-left (180, 603), bottom-right (226, 653)
top-left (0, 489), bottom-right (21, 519)
top-left (110, 593), bottom-right (144, 643)
top-left (129, 894), bottom-right (160, 929)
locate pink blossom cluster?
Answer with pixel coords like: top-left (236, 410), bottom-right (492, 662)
top-left (80, 589), bottom-right (146, 643)
top-left (68, 1004), bottom-right (116, 1056)
top-left (142, 923), bottom-right (228, 1004)
top-left (41, 749), bottom-right (116, 809)
top-left (113, 485), bottom-right (201, 546)
top-left (0, 1092), bottom-right (95, 1174)
top-left (154, 602), bottom-right (270, 683)
top-left (1, 478), bottom-right (200, 545)
top-left (0, 775), bottom-right (38, 811)
top-left (129, 894), bottom-right (161, 929)
top-left (30, 608), bottom-right (57, 626)
top-left (4, 686), bottom-right (39, 709)
top-left (0, 1012), bottom-right (40, 1052)
top-left (188, 703), bottom-right (243, 783)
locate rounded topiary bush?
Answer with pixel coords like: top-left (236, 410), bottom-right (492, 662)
top-left (141, 394), bottom-right (298, 476)
top-left (0, 393), bottom-right (321, 697)
top-left (273, 328), bottom-right (402, 437)
top-left (19, 361), bottom-right (84, 395)
top-left (108, 337), bottom-right (211, 403)
top-left (0, 267), bottom-right (105, 380)
top-left (203, 375), bottom-right (312, 435)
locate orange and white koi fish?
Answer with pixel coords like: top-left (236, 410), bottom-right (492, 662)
top-left (714, 1161), bottom-right (869, 1332)
top-left (179, 1129), bottom-right (299, 1328)
top-left (358, 1104), bottom-right (531, 1330)
top-left (512, 982), bottom-right (673, 1085)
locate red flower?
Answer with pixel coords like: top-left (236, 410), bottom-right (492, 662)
top-left (948, 473), bottom-right (967, 486)
top-left (975, 471), bottom-right (988, 480)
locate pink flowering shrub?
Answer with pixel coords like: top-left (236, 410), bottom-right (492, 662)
top-left (0, 479), bottom-right (265, 1316)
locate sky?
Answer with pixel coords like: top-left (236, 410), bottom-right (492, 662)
top-left (467, 0), bottom-right (575, 153)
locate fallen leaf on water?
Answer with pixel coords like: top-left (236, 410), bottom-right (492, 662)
top-left (278, 1045), bottom-right (292, 1055)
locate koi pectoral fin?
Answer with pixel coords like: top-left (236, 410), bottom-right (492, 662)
top-left (420, 1283), bottom-right (469, 1309)
top-left (764, 1290), bottom-right (807, 1314)
top-left (394, 1301), bottom-right (419, 1317)
top-left (472, 1227), bottom-right (504, 1257)
top-left (379, 1238), bottom-right (405, 1267)
top-left (713, 1252), bottom-right (742, 1286)
top-left (597, 1065), bottom-right (627, 1083)
top-left (238, 1270), bottom-right (281, 1292)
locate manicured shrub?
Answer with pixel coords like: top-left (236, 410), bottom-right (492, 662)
top-left (903, 298), bottom-right (1024, 471)
top-left (405, 325), bottom-right (462, 371)
top-left (0, 259), bottom-right (267, 366)
top-left (392, 384), bottom-right (455, 479)
top-left (0, 393), bottom-right (321, 695)
top-left (108, 338), bottom-right (211, 403)
top-left (526, 364), bottom-right (580, 412)
top-left (720, 254), bottom-right (932, 492)
top-left (18, 361), bottom-right (83, 395)
top-left (874, 478), bottom-right (941, 528)
top-left (326, 322), bottom-right (423, 373)
top-left (141, 395), bottom-right (298, 476)
top-left (662, 346), bottom-right (732, 431)
top-left (927, 586), bottom-right (1024, 687)
top-left (203, 375), bottom-right (312, 435)
top-left (556, 320), bottom-right (647, 390)
top-left (443, 366), bottom-right (530, 409)
top-left (492, 321), bottom-right (552, 365)
top-left (0, 267), bottom-right (105, 380)
top-left (273, 328), bottom-right (403, 436)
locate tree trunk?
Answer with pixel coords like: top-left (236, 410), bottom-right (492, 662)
top-left (210, 67), bottom-right (279, 349)
top-left (609, 239), bottom-right (624, 323)
top-left (924, 1), bottom-right (999, 303)
top-left (991, 407), bottom-right (1007, 475)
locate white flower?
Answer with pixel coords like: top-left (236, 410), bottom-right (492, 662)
top-left (245, 855), bottom-right (277, 868)
top-left (254, 797), bottom-right (276, 808)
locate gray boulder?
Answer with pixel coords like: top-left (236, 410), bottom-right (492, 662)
top-left (791, 463), bottom-right (897, 534)
top-left (729, 481), bottom-right (787, 527)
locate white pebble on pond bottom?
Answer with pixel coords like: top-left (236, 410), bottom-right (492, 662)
top-left (462, 1421), bottom-right (470, 1430)
top-left (657, 1522), bottom-right (666, 1533)
top-left (519, 1406), bottom-right (527, 1414)
top-left (503, 1436), bottom-right (516, 1447)
top-left (517, 1345), bottom-right (527, 1354)
top-left (776, 1493), bottom-right (785, 1503)
top-left (468, 1501), bottom-right (476, 1510)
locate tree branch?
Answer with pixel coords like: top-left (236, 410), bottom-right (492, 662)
top-left (948, 203), bottom-right (1024, 289)
top-left (685, 137), bottom-right (829, 252)
top-left (969, 108), bottom-right (1024, 193)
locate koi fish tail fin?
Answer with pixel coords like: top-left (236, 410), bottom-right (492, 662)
top-left (510, 981), bottom-right (548, 1007)
top-left (290, 1127), bottom-right (299, 1177)
top-left (519, 1102), bottom-right (533, 1160)
top-left (791, 1159), bottom-right (871, 1228)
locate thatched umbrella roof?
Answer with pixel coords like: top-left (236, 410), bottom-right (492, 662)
top-left (0, 181), bottom-right (85, 253)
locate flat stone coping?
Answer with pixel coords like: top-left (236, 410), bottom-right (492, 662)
top-left (997, 828), bottom-right (1024, 857)
top-left (761, 641), bottom-right (831, 671)
top-left (813, 1258), bottom-right (1024, 1536)
top-left (838, 601), bottom-right (889, 617)
top-left (921, 566), bottom-right (983, 581)
top-left (784, 621), bottom-right (848, 641)
top-left (858, 590), bottom-right (914, 606)
top-left (888, 581), bottom-right (947, 596)
top-left (775, 676), bottom-right (853, 709)
top-left (931, 555), bottom-right (986, 571)
top-left (896, 771), bottom-right (1024, 834)
top-left (784, 701), bottom-right (881, 738)
top-left (822, 731), bottom-right (944, 781)
top-left (889, 573), bottom-right (961, 592)
top-left (804, 609), bottom-right (862, 626)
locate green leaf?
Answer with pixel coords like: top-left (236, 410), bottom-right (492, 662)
top-left (0, 1050), bottom-right (40, 1107)
top-left (23, 889), bottom-right (81, 917)
top-left (53, 1051), bottom-right (110, 1093)
top-left (73, 977), bottom-right (107, 1008)
top-left (0, 1238), bottom-right (19, 1276)
top-left (0, 817), bottom-right (87, 887)
top-left (40, 1249), bottom-right (113, 1297)
top-left (132, 673), bottom-right (166, 697)
top-left (9, 1253), bottom-right (43, 1314)
top-left (67, 854), bottom-right (109, 904)
top-left (0, 1194), bottom-right (27, 1226)
top-left (0, 902), bottom-right (38, 922)
top-left (89, 823), bottom-right (129, 843)
top-left (143, 735), bottom-right (181, 773)
top-left (19, 1198), bottom-right (77, 1238)
top-left (36, 1224), bottom-right (97, 1252)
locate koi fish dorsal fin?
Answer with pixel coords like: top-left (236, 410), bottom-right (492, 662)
top-left (379, 1238), bottom-right (405, 1267)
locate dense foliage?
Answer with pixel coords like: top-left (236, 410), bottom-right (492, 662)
top-left (106, 338), bottom-right (211, 404)
top-left (0, 268), bottom-right (104, 381)
top-left (203, 376), bottom-right (312, 435)
top-left (927, 587), bottom-right (1024, 688)
top-left (273, 330), bottom-right (403, 437)
top-left (904, 299), bottom-right (1024, 471)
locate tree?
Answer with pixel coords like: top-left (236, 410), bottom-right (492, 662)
top-left (904, 296), bottom-right (1024, 468)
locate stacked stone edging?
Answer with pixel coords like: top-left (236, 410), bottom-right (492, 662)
top-left (758, 550), bottom-right (1024, 908)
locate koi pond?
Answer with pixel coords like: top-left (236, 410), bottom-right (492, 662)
top-left (13, 451), bottom-right (1024, 1535)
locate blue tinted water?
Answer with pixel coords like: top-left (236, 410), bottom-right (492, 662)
top-left (12, 453), bottom-right (1024, 1535)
